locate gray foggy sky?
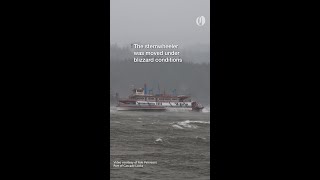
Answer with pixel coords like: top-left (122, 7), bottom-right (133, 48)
top-left (111, 0), bottom-right (210, 47)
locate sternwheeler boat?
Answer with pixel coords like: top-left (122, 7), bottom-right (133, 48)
top-left (116, 84), bottom-right (204, 112)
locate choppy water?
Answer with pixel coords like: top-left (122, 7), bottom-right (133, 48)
top-left (110, 107), bottom-right (210, 180)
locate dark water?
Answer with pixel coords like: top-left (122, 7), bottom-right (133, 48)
top-left (110, 107), bottom-right (210, 180)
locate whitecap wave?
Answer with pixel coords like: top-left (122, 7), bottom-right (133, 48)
top-left (110, 106), bottom-right (117, 113)
top-left (183, 120), bottom-right (210, 124)
top-left (172, 124), bottom-right (184, 129)
top-left (172, 120), bottom-right (210, 129)
top-left (177, 121), bottom-right (198, 129)
top-left (202, 106), bottom-right (210, 113)
top-left (196, 136), bottom-right (206, 140)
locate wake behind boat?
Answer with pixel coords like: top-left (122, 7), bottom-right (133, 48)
top-left (116, 84), bottom-right (204, 112)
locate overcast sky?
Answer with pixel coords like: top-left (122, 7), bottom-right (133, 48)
top-left (110, 0), bottom-right (210, 47)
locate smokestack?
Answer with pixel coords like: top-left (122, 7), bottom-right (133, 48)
top-left (144, 83), bottom-right (147, 94)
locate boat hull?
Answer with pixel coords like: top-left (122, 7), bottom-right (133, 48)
top-left (116, 105), bottom-right (202, 112)
top-left (116, 105), bottom-right (166, 111)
